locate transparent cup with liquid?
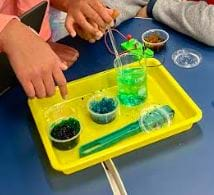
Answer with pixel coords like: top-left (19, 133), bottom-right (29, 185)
top-left (114, 53), bottom-right (147, 106)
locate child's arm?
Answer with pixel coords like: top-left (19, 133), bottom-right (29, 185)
top-left (0, 19), bottom-right (68, 99)
top-left (147, 0), bottom-right (214, 46)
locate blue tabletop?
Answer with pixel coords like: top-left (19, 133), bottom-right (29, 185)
top-left (0, 92), bottom-right (111, 195)
top-left (112, 19), bottom-right (214, 195)
top-left (1, 18), bottom-right (214, 195)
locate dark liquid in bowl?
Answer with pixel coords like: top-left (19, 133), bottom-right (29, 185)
top-left (144, 33), bottom-right (165, 43)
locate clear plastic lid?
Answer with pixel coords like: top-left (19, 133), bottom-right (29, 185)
top-left (172, 48), bottom-right (202, 68)
top-left (139, 105), bottom-right (174, 132)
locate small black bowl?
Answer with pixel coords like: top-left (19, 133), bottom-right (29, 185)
top-left (49, 117), bottom-right (81, 150)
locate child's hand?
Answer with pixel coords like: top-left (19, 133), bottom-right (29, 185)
top-left (74, 9), bottom-right (120, 43)
top-left (65, 0), bottom-right (114, 38)
top-left (74, 20), bottom-right (103, 43)
top-left (0, 19), bottom-right (68, 99)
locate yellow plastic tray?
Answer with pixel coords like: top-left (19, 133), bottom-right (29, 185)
top-left (28, 59), bottom-right (202, 174)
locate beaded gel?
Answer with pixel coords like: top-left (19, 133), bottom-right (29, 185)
top-left (79, 105), bottom-right (175, 157)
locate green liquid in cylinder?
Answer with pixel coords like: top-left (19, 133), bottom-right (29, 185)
top-left (117, 67), bottom-right (147, 106)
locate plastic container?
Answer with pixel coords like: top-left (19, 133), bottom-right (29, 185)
top-left (142, 29), bottom-right (169, 51)
top-left (139, 105), bottom-right (174, 132)
top-left (49, 117), bottom-right (81, 150)
top-left (87, 93), bottom-right (119, 124)
top-left (114, 53), bottom-right (147, 106)
top-left (45, 105), bottom-right (81, 150)
top-left (172, 48), bottom-right (202, 68)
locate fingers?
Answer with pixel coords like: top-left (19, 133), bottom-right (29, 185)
top-left (21, 77), bottom-right (47, 99)
top-left (32, 76), bottom-right (46, 98)
top-left (75, 12), bottom-right (99, 36)
top-left (89, 21), bottom-right (103, 42)
top-left (17, 68), bottom-right (46, 99)
top-left (20, 63), bottom-right (67, 99)
top-left (21, 80), bottom-right (35, 98)
top-left (74, 19), bottom-right (104, 43)
top-left (74, 23), bottom-right (91, 40)
top-left (65, 1), bottom-right (119, 42)
top-left (52, 66), bottom-right (68, 99)
top-left (43, 73), bottom-right (55, 97)
top-left (66, 11), bottom-right (98, 37)
top-left (66, 2), bottom-right (112, 37)
top-left (89, 1), bottom-right (113, 24)
top-left (82, 4), bottom-right (106, 29)
top-left (52, 56), bottom-right (68, 99)
top-left (32, 67), bottom-right (67, 99)
top-left (59, 62), bottom-right (68, 71)
top-left (65, 16), bottom-right (76, 37)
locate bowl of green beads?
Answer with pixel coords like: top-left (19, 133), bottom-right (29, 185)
top-left (87, 93), bottom-right (119, 124)
top-left (49, 117), bottom-right (81, 150)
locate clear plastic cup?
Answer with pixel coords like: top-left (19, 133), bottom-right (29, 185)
top-left (139, 105), bottom-right (174, 133)
top-left (44, 103), bottom-right (78, 123)
top-left (49, 117), bottom-right (81, 150)
top-left (114, 53), bottom-right (147, 106)
top-left (142, 29), bottom-right (169, 51)
top-left (87, 93), bottom-right (119, 124)
top-left (45, 104), bottom-right (81, 150)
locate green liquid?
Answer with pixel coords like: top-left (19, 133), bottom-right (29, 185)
top-left (117, 67), bottom-right (147, 106)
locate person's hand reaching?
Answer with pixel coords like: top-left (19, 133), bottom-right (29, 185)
top-left (74, 9), bottom-right (120, 43)
top-left (65, 0), bottom-right (115, 38)
top-left (0, 19), bottom-right (68, 99)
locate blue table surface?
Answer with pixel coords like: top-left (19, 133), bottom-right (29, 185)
top-left (1, 18), bottom-right (214, 195)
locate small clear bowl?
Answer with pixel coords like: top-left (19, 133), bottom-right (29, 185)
top-left (142, 29), bottom-right (169, 51)
top-left (49, 117), bottom-right (81, 150)
top-left (87, 94), bottom-right (119, 124)
top-left (172, 48), bottom-right (202, 68)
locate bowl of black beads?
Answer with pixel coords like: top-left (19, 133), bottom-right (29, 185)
top-left (88, 94), bottom-right (119, 124)
top-left (49, 117), bottom-right (81, 150)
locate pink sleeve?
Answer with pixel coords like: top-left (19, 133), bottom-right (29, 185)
top-left (0, 14), bottom-right (19, 33)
